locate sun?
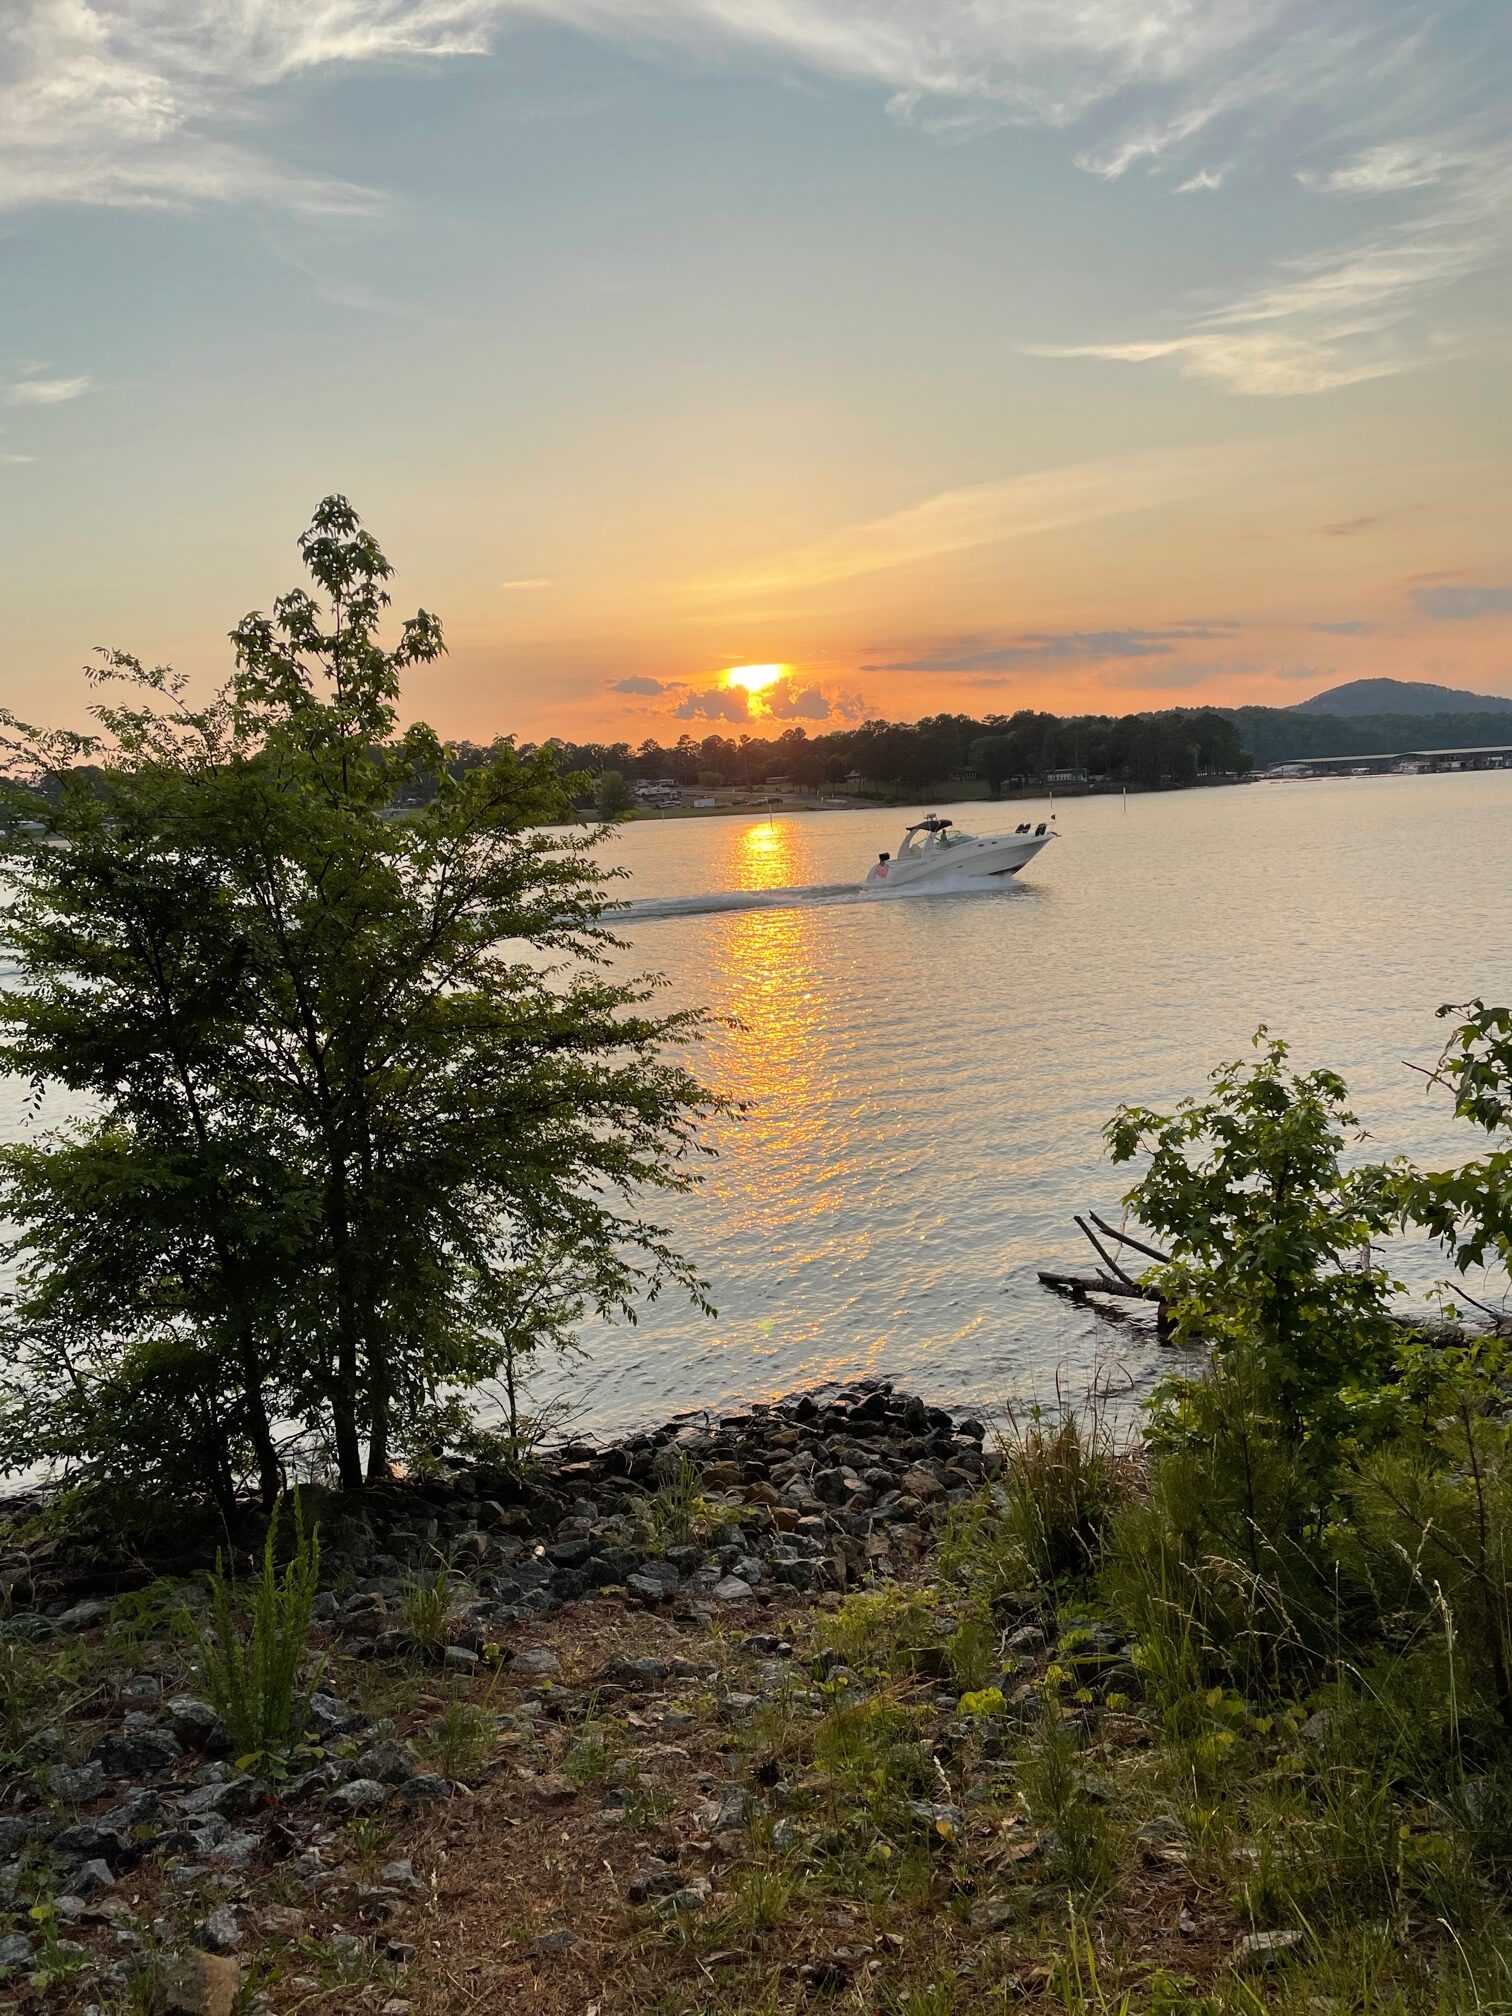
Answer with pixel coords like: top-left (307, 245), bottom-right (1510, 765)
top-left (722, 662), bottom-right (786, 697)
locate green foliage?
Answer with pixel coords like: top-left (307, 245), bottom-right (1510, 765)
top-left (816, 1588), bottom-right (940, 1678)
top-left (399, 1560), bottom-right (461, 1654)
top-left (1015, 1708), bottom-right (1115, 1891)
top-left (634, 1456), bottom-right (737, 1552)
top-left (595, 768), bottom-right (634, 817)
top-left (198, 1495), bottom-right (321, 1771)
top-left (423, 1694), bottom-right (495, 1781)
top-left (1108, 1031), bottom-right (1401, 1500)
top-left (0, 496), bottom-right (721, 1506)
top-left (1401, 999), bottom-right (1512, 1275)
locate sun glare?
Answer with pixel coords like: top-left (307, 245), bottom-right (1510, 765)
top-left (723, 663), bottom-right (786, 696)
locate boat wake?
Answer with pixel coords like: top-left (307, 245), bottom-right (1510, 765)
top-left (619, 874), bottom-right (1037, 921)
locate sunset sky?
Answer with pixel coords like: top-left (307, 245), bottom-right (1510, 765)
top-left (3, 1), bottom-right (1511, 742)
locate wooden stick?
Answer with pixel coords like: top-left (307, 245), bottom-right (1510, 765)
top-left (1076, 1214), bottom-right (1138, 1290)
top-left (1089, 1213), bottom-right (1170, 1265)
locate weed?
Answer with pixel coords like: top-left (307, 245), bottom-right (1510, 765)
top-left (564, 1718), bottom-right (618, 1786)
top-left (634, 1457), bottom-right (737, 1552)
top-left (198, 1493), bottom-right (321, 1773)
top-left (721, 1862), bottom-right (794, 1932)
top-left (399, 1558), bottom-right (461, 1653)
top-left (423, 1694), bottom-right (495, 1781)
top-left (1015, 1709), bottom-right (1116, 1893)
top-left (818, 1588), bottom-right (940, 1677)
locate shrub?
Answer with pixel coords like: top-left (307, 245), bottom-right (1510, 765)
top-left (198, 1495), bottom-right (321, 1771)
top-left (1107, 1031), bottom-right (1401, 1508)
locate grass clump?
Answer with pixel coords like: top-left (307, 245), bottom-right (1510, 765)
top-left (400, 1557), bottom-right (462, 1653)
top-left (634, 1456), bottom-right (739, 1551)
top-left (423, 1693), bottom-right (496, 1780)
top-left (198, 1493), bottom-right (321, 1773)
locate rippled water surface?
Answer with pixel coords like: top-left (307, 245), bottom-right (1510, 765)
top-left (549, 774), bottom-right (1512, 1430)
top-left (3, 774), bottom-right (1510, 1439)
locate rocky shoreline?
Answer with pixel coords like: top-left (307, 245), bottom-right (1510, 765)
top-left (0, 1380), bottom-right (1007, 2006)
top-left (3, 1377), bottom-right (994, 1628)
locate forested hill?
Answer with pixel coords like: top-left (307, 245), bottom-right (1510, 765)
top-left (1224, 707), bottom-right (1512, 768)
top-left (1294, 677), bottom-right (1512, 717)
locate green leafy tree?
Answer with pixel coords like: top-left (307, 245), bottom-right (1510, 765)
top-left (596, 768), bottom-right (634, 817)
top-left (0, 497), bottom-right (720, 1508)
top-left (1106, 1032), bottom-right (1400, 1493)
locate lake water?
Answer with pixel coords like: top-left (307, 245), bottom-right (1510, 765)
top-left (544, 773), bottom-right (1512, 1433)
top-left (2, 774), bottom-right (1509, 1445)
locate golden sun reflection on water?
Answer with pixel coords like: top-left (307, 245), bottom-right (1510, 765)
top-left (731, 816), bottom-right (799, 892)
top-left (698, 890), bottom-right (893, 1396)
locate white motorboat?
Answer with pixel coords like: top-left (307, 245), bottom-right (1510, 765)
top-left (862, 813), bottom-right (1055, 890)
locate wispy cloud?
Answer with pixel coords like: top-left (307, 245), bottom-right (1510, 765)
top-left (1308, 620), bottom-right (1373, 635)
top-left (610, 674), bottom-right (669, 694)
top-left (1027, 171), bottom-right (1506, 395)
top-left (1319, 516), bottom-right (1382, 537)
top-left (1413, 583), bottom-right (1512, 620)
top-left (701, 446), bottom-right (1250, 600)
top-left (6, 374), bottom-right (89, 406)
top-left (866, 623), bottom-right (1242, 675)
top-left (1, 0), bottom-right (1493, 224)
top-left (1175, 166), bottom-right (1228, 194)
top-left (1298, 143), bottom-right (1461, 197)
top-left (500, 577), bottom-right (552, 591)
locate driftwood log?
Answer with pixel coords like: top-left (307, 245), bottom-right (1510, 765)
top-left (1038, 1212), bottom-right (1174, 1337)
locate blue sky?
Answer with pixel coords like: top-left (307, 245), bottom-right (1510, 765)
top-left (3, 1), bottom-right (1511, 737)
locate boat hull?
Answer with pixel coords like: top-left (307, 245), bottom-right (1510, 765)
top-left (863, 830), bottom-right (1054, 890)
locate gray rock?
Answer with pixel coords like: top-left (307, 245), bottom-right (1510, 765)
top-left (654, 1884), bottom-right (710, 1916)
top-left (0, 1933), bottom-right (34, 1974)
top-left (379, 1859), bottom-right (426, 1898)
top-left (165, 1698), bottom-right (223, 1747)
top-left (355, 1740), bottom-right (420, 1786)
top-left (1233, 1930), bottom-right (1303, 1972)
top-left (196, 1906), bottom-right (243, 1956)
top-left (512, 1647), bottom-right (561, 1677)
top-left (329, 1778), bottom-right (388, 1816)
top-left (442, 1644), bottom-right (479, 1674)
top-left (48, 1759), bottom-right (107, 1804)
top-left (151, 1950), bottom-right (242, 2016)
top-left (92, 1726), bottom-right (182, 1777)
top-left (529, 1929), bottom-right (584, 1956)
top-left (53, 1821), bottom-right (125, 1868)
top-left (606, 1656), bottom-right (667, 1689)
top-left (56, 1597), bottom-right (115, 1634)
top-left (395, 1774), bottom-right (450, 1810)
top-left (711, 1575), bottom-right (753, 1604)
top-left (627, 1861), bottom-right (682, 1903)
top-left (73, 1858), bottom-right (116, 1897)
top-left (304, 1692), bottom-right (364, 1740)
top-left (709, 1787), bottom-right (750, 1833)
top-left (177, 1776), bottom-right (262, 1821)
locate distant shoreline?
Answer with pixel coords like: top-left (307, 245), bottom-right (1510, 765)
top-left (616, 775), bottom-right (1247, 822)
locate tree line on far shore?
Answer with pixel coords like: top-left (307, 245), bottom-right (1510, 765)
top-left (432, 707), bottom-right (1256, 804)
top-left (425, 700), bottom-right (1512, 808)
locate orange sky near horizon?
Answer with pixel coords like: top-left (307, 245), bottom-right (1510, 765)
top-left (3, 3), bottom-right (1511, 745)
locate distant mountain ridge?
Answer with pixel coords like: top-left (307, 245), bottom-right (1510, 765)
top-left (1296, 677), bottom-right (1512, 717)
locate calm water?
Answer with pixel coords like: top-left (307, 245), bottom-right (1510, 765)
top-left (2, 775), bottom-right (1509, 1442)
top-left (543, 773), bottom-right (1512, 1432)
